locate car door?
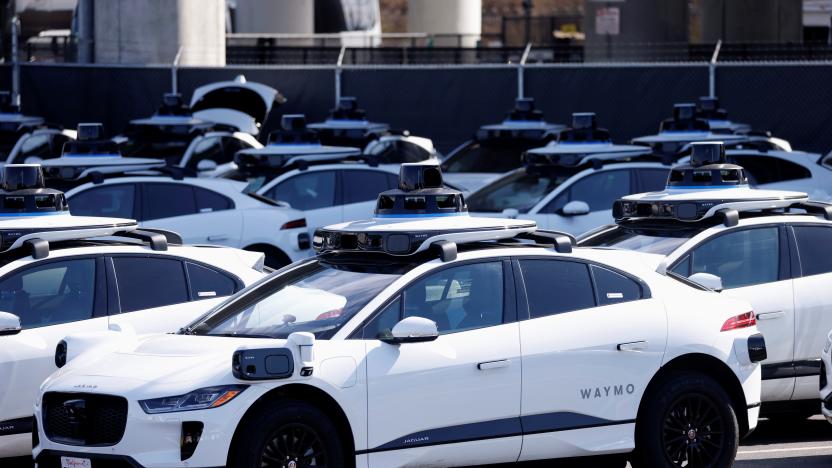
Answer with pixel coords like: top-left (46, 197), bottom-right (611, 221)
top-left (262, 170), bottom-right (342, 237)
top-left (515, 258), bottom-right (666, 460)
top-left (68, 183), bottom-right (138, 219)
top-left (533, 169), bottom-right (633, 235)
top-left (362, 260), bottom-right (522, 467)
top-left (0, 257), bottom-right (106, 452)
top-left (787, 224), bottom-right (832, 400)
top-left (105, 256), bottom-right (227, 333)
top-left (670, 225), bottom-right (795, 402)
top-left (340, 169), bottom-right (398, 222)
top-left (140, 182), bottom-right (243, 247)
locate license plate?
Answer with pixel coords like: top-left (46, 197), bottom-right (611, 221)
top-left (60, 456), bottom-right (92, 468)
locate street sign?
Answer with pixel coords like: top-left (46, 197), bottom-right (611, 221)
top-left (595, 7), bottom-right (620, 36)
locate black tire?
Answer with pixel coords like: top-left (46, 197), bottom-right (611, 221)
top-left (632, 371), bottom-right (739, 468)
top-left (230, 399), bottom-right (346, 468)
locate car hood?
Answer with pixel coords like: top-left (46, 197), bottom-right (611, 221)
top-left (55, 334), bottom-right (281, 390)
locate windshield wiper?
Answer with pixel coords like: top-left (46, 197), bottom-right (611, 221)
top-left (177, 325), bottom-right (195, 335)
top-left (207, 333), bottom-right (275, 339)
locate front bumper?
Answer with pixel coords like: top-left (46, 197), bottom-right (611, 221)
top-left (821, 344), bottom-right (832, 423)
top-left (33, 388), bottom-right (264, 468)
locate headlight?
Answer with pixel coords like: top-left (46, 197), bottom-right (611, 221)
top-left (825, 334), bottom-right (832, 355)
top-left (139, 385), bottom-right (248, 414)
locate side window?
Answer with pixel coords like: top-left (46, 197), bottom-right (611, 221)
top-left (591, 265), bottom-right (642, 306)
top-left (670, 255), bottom-right (691, 277)
top-left (265, 171), bottom-right (337, 211)
top-left (185, 137), bottom-right (223, 169)
top-left (143, 183), bottom-right (197, 220)
top-left (730, 155), bottom-right (811, 185)
top-left (403, 262), bottom-right (504, 334)
top-left (638, 169), bottom-right (670, 192)
top-left (69, 184), bottom-right (136, 219)
top-left (187, 262), bottom-right (238, 299)
top-left (113, 257), bottom-right (189, 313)
top-left (567, 170), bottom-right (631, 212)
top-left (0, 259), bottom-right (96, 329)
top-left (194, 187), bottom-right (233, 212)
top-left (519, 260), bottom-right (595, 318)
top-left (793, 226), bottom-right (832, 276)
top-left (689, 227), bottom-right (779, 289)
top-left (362, 297), bottom-right (402, 339)
top-left (342, 170), bottom-right (397, 204)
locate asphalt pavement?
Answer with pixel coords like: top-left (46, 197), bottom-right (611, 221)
top-left (9, 417), bottom-right (832, 468)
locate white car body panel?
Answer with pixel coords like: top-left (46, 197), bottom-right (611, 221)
top-left (34, 245), bottom-right (760, 467)
top-left (0, 243), bottom-right (264, 457)
top-left (66, 176), bottom-right (310, 263)
top-left (821, 330), bottom-right (832, 422)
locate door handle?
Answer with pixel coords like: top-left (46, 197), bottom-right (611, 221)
top-left (756, 311), bottom-right (785, 321)
top-left (617, 341), bottom-right (648, 352)
top-left (477, 359), bottom-right (510, 370)
top-left (207, 235), bottom-right (229, 242)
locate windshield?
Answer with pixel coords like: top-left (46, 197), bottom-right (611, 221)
top-left (188, 259), bottom-right (404, 339)
top-left (442, 139), bottom-right (544, 174)
top-left (467, 166), bottom-right (578, 213)
top-left (580, 225), bottom-right (701, 255)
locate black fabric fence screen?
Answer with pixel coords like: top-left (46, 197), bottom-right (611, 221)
top-left (7, 62), bottom-right (832, 155)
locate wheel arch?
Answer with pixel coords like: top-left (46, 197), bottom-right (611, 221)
top-left (637, 353), bottom-right (751, 438)
top-left (226, 383), bottom-right (356, 467)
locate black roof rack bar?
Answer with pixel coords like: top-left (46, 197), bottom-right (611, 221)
top-left (718, 209), bottom-right (739, 227)
top-left (431, 240), bottom-right (457, 262)
top-left (516, 230), bottom-right (574, 254)
top-left (117, 229), bottom-right (168, 251)
top-left (793, 201), bottom-right (832, 220)
top-left (136, 227), bottom-right (183, 245)
top-left (24, 239), bottom-right (49, 259)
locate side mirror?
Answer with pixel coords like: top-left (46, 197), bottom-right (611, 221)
top-left (0, 311), bottom-right (21, 336)
top-left (689, 272), bottom-right (723, 291)
top-left (501, 208), bottom-right (519, 219)
top-left (24, 156), bottom-right (43, 164)
top-left (196, 159), bottom-right (218, 172)
top-left (561, 200), bottom-right (590, 216)
top-left (382, 316), bottom-right (439, 344)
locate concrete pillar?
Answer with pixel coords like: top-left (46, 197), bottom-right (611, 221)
top-left (407, 0), bottom-right (482, 47)
top-left (233, 0), bottom-right (314, 34)
top-left (695, 0), bottom-right (802, 43)
top-left (94, 0), bottom-right (225, 66)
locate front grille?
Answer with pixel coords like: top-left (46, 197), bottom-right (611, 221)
top-left (43, 392), bottom-right (128, 446)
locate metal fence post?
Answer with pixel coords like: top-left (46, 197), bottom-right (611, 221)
top-left (171, 46), bottom-right (183, 94)
top-left (335, 45), bottom-right (346, 106)
top-left (11, 16), bottom-right (19, 108)
top-left (709, 39), bottom-right (722, 98)
top-left (517, 42), bottom-right (532, 99)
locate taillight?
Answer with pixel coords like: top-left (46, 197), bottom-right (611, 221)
top-left (281, 218), bottom-right (307, 230)
top-left (316, 308), bottom-right (343, 320)
top-left (721, 311), bottom-right (756, 332)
